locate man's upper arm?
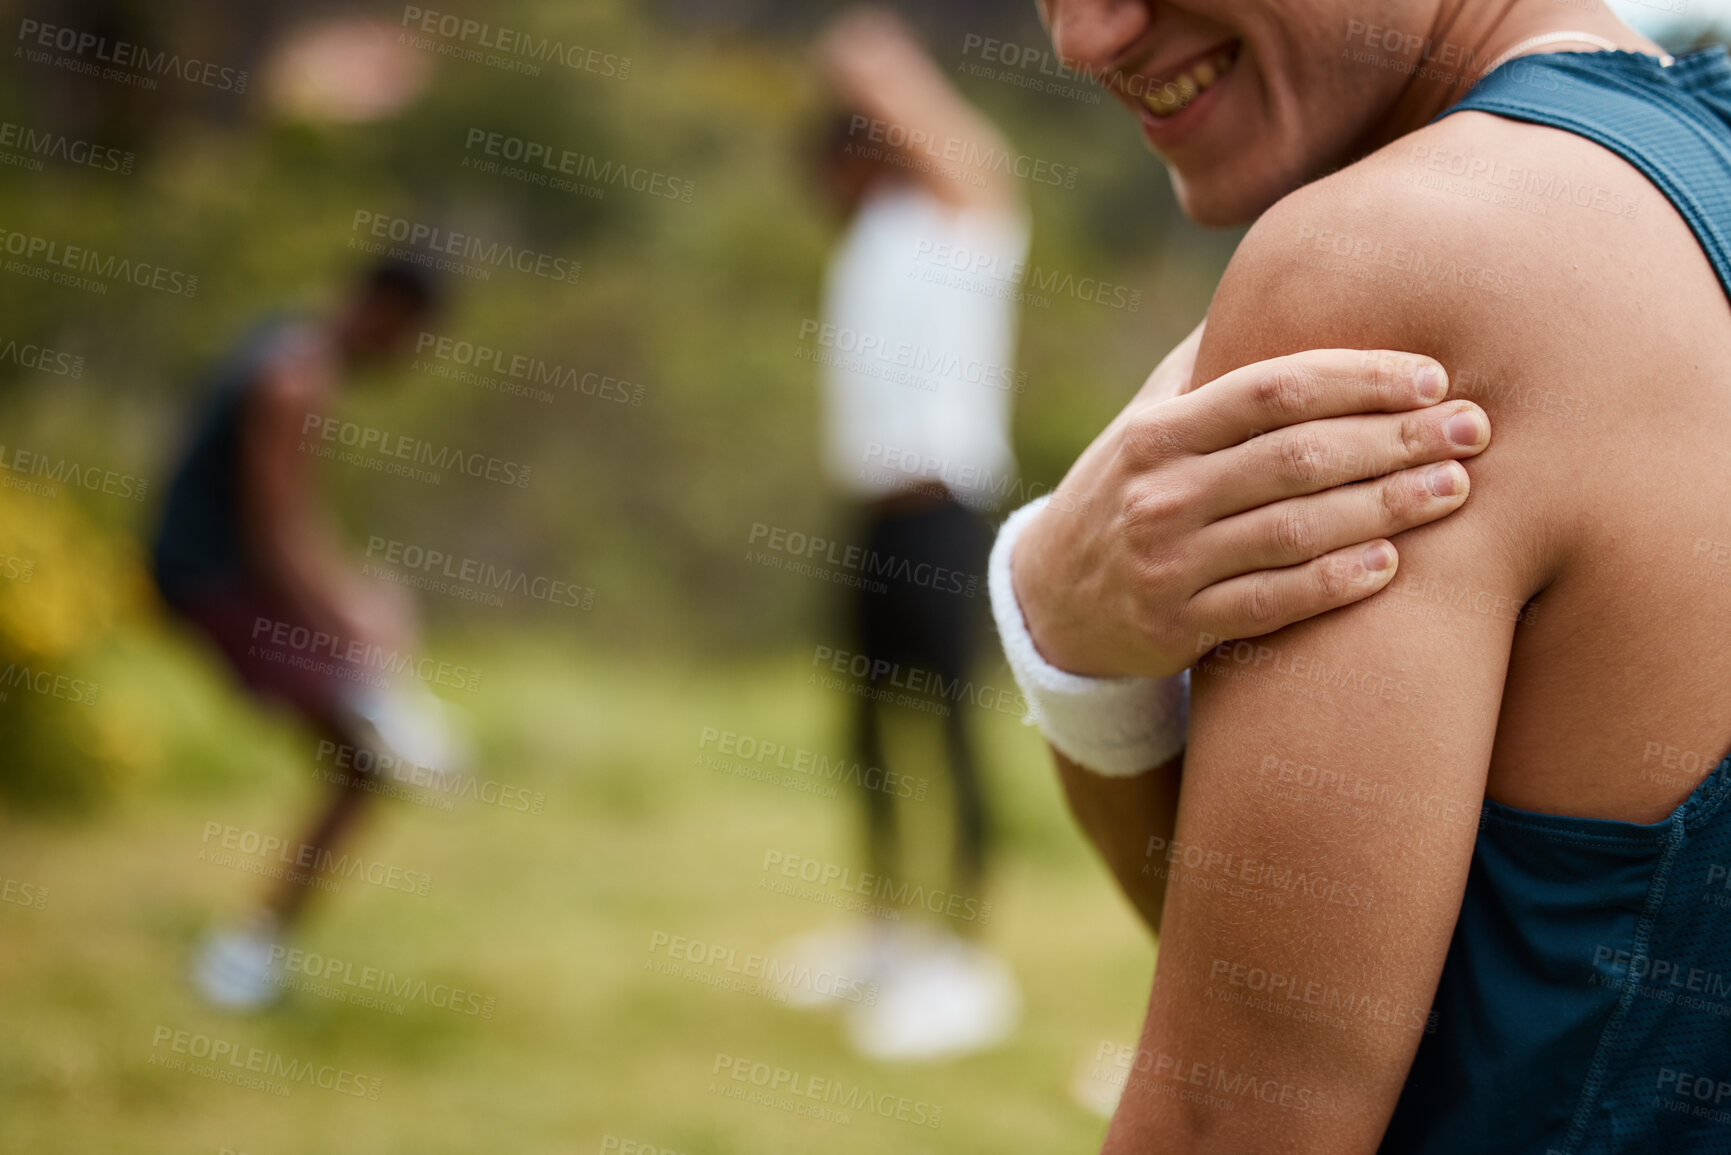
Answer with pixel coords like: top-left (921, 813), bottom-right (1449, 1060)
top-left (1054, 749), bottom-right (1184, 935)
top-left (238, 358), bottom-right (323, 568)
top-left (1104, 164), bottom-right (1547, 1152)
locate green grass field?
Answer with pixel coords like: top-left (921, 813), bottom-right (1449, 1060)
top-left (0, 632), bottom-right (1156, 1154)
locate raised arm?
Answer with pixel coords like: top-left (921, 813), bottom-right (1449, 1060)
top-left (816, 6), bottom-right (1021, 211)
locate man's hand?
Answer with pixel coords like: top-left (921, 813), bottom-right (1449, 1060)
top-left (1012, 340), bottom-right (1492, 678)
top-left (815, 7), bottom-right (928, 102)
top-left (339, 578), bottom-right (418, 655)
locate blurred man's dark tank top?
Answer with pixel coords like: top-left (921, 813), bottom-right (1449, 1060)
top-left (151, 316), bottom-right (304, 605)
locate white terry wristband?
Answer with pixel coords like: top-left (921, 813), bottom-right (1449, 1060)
top-left (989, 495), bottom-right (1188, 777)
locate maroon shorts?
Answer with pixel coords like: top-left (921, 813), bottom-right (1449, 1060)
top-left (164, 580), bottom-right (383, 733)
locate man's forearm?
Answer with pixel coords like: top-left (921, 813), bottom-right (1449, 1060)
top-left (818, 10), bottom-right (1020, 209)
top-left (1054, 749), bottom-right (1183, 935)
top-left (250, 525), bottom-right (365, 638)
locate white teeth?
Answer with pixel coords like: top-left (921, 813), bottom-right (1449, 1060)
top-left (1143, 48), bottom-right (1237, 119)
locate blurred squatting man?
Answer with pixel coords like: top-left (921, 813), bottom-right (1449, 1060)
top-left (152, 259), bottom-right (452, 1010)
top-left (979, 0), bottom-right (1731, 1150)
top-left (789, 8), bottom-right (1027, 1061)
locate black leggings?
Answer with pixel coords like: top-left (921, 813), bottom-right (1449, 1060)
top-left (848, 498), bottom-right (992, 898)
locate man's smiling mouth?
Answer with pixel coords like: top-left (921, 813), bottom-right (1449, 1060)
top-left (1141, 42), bottom-right (1241, 118)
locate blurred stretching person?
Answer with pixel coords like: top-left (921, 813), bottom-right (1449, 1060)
top-left (153, 259), bottom-right (437, 1010)
top-left (798, 8), bottom-right (1027, 1061)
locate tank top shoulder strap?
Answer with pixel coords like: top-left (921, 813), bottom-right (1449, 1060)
top-left (1442, 46), bottom-right (1731, 301)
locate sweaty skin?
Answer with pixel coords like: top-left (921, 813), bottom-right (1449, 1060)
top-left (1105, 86), bottom-right (1731, 1155)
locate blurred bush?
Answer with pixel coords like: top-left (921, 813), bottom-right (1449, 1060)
top-left (0, 490), bottom-right (161, 807)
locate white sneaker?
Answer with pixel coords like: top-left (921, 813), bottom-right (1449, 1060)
top-left (191, 915), bottom-right (283, 1011)
top-left (844, 929), bottom-right (1020, 1062)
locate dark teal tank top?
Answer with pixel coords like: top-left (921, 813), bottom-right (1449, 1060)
top-left (1381, 48), bottom-right (1731, 1154)
top-left (151, 316), bottom-right (303, 602)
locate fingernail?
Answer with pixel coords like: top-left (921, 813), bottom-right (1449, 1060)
top-left (1362, 542), bottom-right (1395, 573)
top-left (1428, 462), bottom-right (1463, 497)
top-left (1414, 363), bottom-right (1446, 403)
top-left (1446, 410), bottom-right (1484, 446)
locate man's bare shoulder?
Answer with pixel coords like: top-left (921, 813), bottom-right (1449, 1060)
top-left (251, 326), bottom-right (335, 418)
top-left (1204, 109), bottom-right (1689, 367)
top-left (1194, 109), bottom-right (1700, 593)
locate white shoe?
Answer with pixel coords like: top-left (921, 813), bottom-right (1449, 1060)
top-left (844, 929), bottom-right (1020, 1062)
top-left (191, 915), bottom-right (283, 1011)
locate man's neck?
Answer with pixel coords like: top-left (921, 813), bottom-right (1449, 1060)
top-left (1358, 0), bottom-right (1660, 153)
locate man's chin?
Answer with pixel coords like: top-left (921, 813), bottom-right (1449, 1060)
top-left (1170, 168), bottom-right (1290, 229)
